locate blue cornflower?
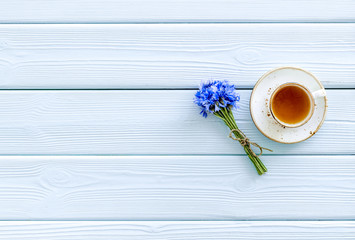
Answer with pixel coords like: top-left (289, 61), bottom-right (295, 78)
top-left (194, 80), bottom-right (240, 117)
top-left (193, 79), bottom-right (270, 175)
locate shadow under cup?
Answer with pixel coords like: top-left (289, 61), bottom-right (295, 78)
top-left (269, 83), bottom-right (315, 128)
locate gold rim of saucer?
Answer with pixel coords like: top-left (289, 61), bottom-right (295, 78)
top-left (249, 66), bottom-right (328, 144)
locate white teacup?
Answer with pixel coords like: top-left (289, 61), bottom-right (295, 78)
top-left (269, 82), bottom-right (326, 128)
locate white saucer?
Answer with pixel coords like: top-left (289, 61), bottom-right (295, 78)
top-left (250, 67), bottom-right (327, 144)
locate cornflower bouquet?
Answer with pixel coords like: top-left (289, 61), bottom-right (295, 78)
top-left (194, 80), bottom-right (271, 175)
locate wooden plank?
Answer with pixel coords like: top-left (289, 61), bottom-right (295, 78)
top-left (0, 1), bottom-right (354, 23)
top-left (0, 155), bottom-right (355, 220)
top-left (0, 90), bottom-right (352, 154)
top-left (0, 221), bottom-right (355, 239)
top-left (0, 24), bottom-right (354, 89)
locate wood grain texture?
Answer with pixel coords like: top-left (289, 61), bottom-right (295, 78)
top-left (0, 1), bottom-right (354, 23)
top-left (0, 155), bottom-right (355, 220)
top-left (0, 24), bottom-right (354, 88)
top-left (0, 90), bottom-right (352, 154)
top-left (0, 221), bottom-right (355, 239)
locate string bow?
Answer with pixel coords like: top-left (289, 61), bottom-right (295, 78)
top-left (229, 129), bottom-right (273, 157)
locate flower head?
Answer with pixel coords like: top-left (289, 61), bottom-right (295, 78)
top-left (194, 80), bottom-right (240, 117)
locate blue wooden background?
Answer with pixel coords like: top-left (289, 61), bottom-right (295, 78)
top-left (0, 1), bottom-right (355, 238)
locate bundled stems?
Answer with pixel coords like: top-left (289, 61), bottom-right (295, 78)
top-left (194, 80), bottom-right (269, 175)
top-left (214, 107), bottom-right (267, 175)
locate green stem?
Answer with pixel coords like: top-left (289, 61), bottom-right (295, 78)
top-left (214, 108), bottom-right (268, 175)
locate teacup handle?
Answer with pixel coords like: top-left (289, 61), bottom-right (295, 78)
top-left (312, 89), bottom-right (326, 99)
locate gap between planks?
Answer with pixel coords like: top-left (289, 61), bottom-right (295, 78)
top-left (0, 88), bottom-right (353, 91)
top-left (1, 22), bottom-right (355, 24)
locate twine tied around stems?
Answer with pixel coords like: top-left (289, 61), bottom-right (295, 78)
top-left (229, 129), bottom-right (273, 157)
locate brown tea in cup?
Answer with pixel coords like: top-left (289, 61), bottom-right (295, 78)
top-left (270, 83), bottom-right (314, 128)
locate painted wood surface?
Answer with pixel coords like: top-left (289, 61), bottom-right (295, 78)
top-left (0, 221), bottom-right (355, 239)
top-left (0, 0), bottom-right (354, 235)
top-left (0, 24), bottom-right (354, 89)
top-left (0, 1), bottom-right (354, 23)
top-left (0, 90), bottom-right (352, 154)
top-left (0, 155), bottom-right (355, 220)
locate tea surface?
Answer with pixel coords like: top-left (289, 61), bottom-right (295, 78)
top-left (271, 85), bottom-right (311, 124)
